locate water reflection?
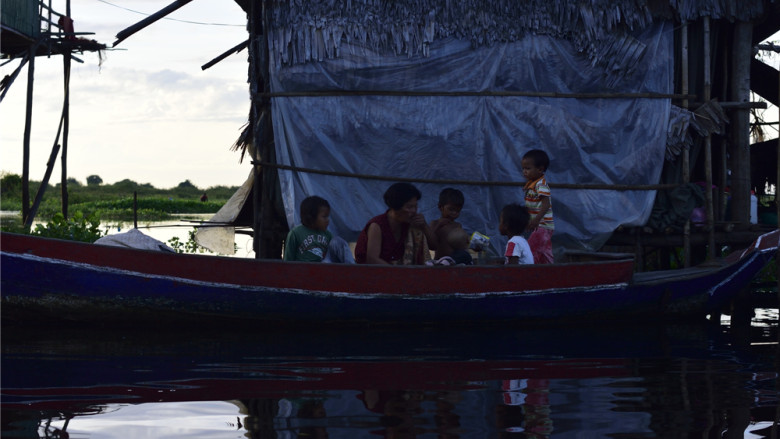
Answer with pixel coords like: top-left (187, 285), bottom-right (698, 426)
top-left (2, 322), bottom-right (778, 438)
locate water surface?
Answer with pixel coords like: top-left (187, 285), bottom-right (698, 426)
top-left (2, 313), bottom-right (778, 438)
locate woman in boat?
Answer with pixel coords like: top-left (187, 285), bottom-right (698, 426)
top-left (354, 182), bottom-right (436, 265)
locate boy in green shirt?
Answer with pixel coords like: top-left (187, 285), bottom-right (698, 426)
top-left (283, 196), bottom-right (333, 262)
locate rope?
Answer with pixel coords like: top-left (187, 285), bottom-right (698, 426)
top-left (254, 161), bottom-right (679, 191)
top-left (256, 90), bottom-right (691, 100)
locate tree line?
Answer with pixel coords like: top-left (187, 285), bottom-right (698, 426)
top-left (0, 172), bottom-right (240, 223)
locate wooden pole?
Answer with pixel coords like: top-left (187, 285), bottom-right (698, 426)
top-left (249, 0), bottom-right (263, 258)
top-left (22, 45), bottom-right (35, 227)
top-left (113, 0), bottom-right (192, 47)
top-left (703, 17), bottom-right (715, 259)
top-left (258, 0), bottom-right (280, 259)
top-left (62, 0), bottom-right (71, 218)
top-left (133, 191), bottom-right (138, 229)
top-left (719, 41), bottom-right (729, 222)
top-left (62, 49), bottom-right (71, 219)
top-left (681, 23), bottom-right (691, 267)
top-left (25, 143), bottom-right (61, 229)
top-left (729, 21), bottom-right (753, 226)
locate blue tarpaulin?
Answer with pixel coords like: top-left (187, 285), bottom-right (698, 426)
top-left (268, 21), bottom-right (673, 257)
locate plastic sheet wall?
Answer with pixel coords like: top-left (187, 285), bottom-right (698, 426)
top-left (269, 22), bottom-right (673, 257)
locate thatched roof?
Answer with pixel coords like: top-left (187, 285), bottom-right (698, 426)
top-left (261, 0), bottom-right (770, 70)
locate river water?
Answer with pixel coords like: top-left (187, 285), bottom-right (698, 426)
top-left (2, 311), bottom-right (778, 438)
top-left (1, 215), bottom-right (778, 437)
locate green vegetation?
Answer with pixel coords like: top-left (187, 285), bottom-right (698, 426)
top-left (0, 172), bottom-right (238, 224)
top-left (29, 211), bottom-right (107, 243)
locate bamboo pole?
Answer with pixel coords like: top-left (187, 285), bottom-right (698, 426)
top-left (719, 41), bottom-right (729, 222)
top-left (703, 17), bottom-right (715, 259)
top-left (255, 161), bottom-right (680, 190)
top-left (256, 90), bottom-right (692, 99)
top-left (258, 0), bottom-right (279, 259)
top-left (61, 0), bottom-right (71, 218)
top-left (681, 23), bottom-right (691, 267)
top-left (25, 143), bottom-right (61, 229)
top-left (0, 54), bottom-right (29, 103)
top-left (201, 40), bottom-right (248, 71)
top-left (113, 0), bottom-right (192, 47)
top-left (22, 45), bottom-right (35, 227)
top-left (249, 0), bottom-right (264, 258)
top-left (62, 49), bottom-right (71, 219)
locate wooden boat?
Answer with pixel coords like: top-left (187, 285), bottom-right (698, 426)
top-left (1, 229), bottom-right (777, 326)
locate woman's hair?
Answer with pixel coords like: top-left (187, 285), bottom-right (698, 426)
top-left (383, 182), bottom-right (422, 210)
top-left (300, 195), bottom-right (330, 228)
top-left (438, 187), bottom-right (464, 207)
top-left (501, 203), bottom-right (530, 236)
top-left (522, 149), bottom-right (550, 171)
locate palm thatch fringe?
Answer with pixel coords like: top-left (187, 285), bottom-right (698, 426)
top-left (665, 100), bottom-right (728, 161)
top-left (268, 0), bottom-right (767, 83)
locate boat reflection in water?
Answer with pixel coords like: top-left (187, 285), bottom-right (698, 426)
top-left (2, 319), bottom-right (778, 438)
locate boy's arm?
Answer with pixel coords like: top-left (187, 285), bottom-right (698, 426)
top-left (413, 213), bottom-right (438, 250)
top-left (283, 230), bottom-right (298, 261)
top-left (528, 196), bottom-right (551, 230)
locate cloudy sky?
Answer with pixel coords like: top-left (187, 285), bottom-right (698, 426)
top-left (0, 0), bottom-right (251, 190)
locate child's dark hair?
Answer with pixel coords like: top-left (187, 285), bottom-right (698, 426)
top-left (300, 195), bottom-right (330, 228)
top-left (438, 187), bottom-right (464, 207)
top-left (522, 149), bottom-right (550, 171)
top-left (384, 182), bottom-right (422, 210)
top-left (501, 203), bottom-right (530, 236)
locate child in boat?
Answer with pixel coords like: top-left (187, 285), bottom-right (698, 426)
top-left (447, 227), bottom-right (473, 265)
top-left (429, 188), bottom-right (465, 259)
top-left (283, 195), bottom-right (332, 262)
top-left (522, 149), bottom-right (554, 264)
top-left (499, 203), bottom-right (534, 265)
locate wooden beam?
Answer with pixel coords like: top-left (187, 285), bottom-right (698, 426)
top-left (113, 0), bottom-right (193, 47)
top-left (201, 40), bottom-right (248, 71)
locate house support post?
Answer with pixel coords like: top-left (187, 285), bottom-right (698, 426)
top-left (249, 0), bottom-right (262, 257)
top-left (250, 0), bottom-right (280, 258)
top-left (719, 44), bottom-right (729, 221)
top-left (62, 51), bottom-right (71, 218)
top-left (681, 23), bottom-right (691, 267)
top-left (22, 46), bottom-right (35, 227)
top-left (728, 21), bottom-right (753, 226)
top-left (703, 17), bottom-right (715, 259)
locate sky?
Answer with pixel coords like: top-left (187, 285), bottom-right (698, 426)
top-left (1, 0), bottom-right (251, 190)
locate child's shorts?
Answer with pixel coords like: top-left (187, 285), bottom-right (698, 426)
top-left (528, 228), bottom-right (554, 264)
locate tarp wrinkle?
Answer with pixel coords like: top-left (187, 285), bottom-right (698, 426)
top-left (269, 19), bottom-right (675, 257)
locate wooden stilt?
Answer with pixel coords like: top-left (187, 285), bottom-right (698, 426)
top-left (729, 21), bottom-right (753, 226)
top-left (703, 17), bottom-right (715, 259)
top-left (681, 23), bottom-right (691, 267)
top-left (22, 46), bottom-right (35, 227)
top-left (25, 143), bottom-right (61, 229)
top-left (62, 51), bottom-right (71, 219)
